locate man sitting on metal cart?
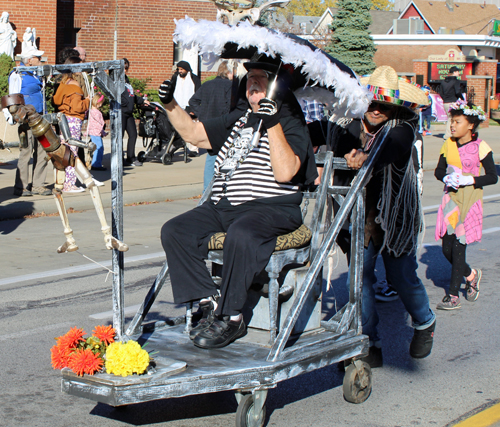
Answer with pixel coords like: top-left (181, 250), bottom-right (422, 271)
top-left (158, 57), bottom-right (317, 349)
top-left (329, 66), bottom-right (436, 368)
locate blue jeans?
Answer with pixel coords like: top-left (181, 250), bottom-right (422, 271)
top-left (355, 241), bottom-right (435, 344)
top-left (422, 115), bottom-right (432, 131)
top-left (90, 135), bottom-right (104, 168)
top-left (203, 153), bottom-right (216, 191)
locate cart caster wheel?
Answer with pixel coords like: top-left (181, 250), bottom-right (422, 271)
top-left (161, 152), bottom-right (172, 165)
top-left (343, 360), bottom-right (372, 404)
top-left (137, 151), bottom-right (146, 163)
top-left (235, 394), bottom-right (266, 427)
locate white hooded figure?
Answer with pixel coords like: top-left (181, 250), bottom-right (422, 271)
top-left (0, 12), bottom-right (17, 59)
top-left (21, 27), bottom-right (36, 56)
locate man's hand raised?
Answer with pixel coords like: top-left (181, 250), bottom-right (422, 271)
top-left (158, 74), bottom-right (177, 105)
top-left (254, 97), bottom-right (281, 129)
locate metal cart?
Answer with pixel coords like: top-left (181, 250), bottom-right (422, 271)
top-left (28, 60), bottom-right (389, 427)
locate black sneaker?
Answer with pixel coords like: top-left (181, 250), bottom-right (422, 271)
top-left (341, 346), bottom-right (383, 371)
top-left (361, 346), bottom-right (383, 368)
top-left (193, 316), bottom-right (246, 349)
top-left (189, 299), bottom-right (216, 340)
top-left (375, 281), bottom-right (399, 302)
top-left (410, 321), bottom-right (435, 359)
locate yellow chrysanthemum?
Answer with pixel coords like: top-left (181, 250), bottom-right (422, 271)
top-left (105, 340), bottom-right (150, 377)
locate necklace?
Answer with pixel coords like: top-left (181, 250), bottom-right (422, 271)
top-left (361, 122), bottom-right (384, 152)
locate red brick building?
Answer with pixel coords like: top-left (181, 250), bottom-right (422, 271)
top-left (0, 0), bottom-right (217, 88)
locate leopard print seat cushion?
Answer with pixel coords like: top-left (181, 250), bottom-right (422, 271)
top-left (207, 223), bottom-right (312, 251)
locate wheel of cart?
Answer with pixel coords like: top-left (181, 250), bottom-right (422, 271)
top-left (235, 390), bottom-right (267, 427)
top-left (343, 360), bottom-right (372, 403)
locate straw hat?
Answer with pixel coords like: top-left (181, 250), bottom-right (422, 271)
top-left (360, 66), bottom-right (430, 109)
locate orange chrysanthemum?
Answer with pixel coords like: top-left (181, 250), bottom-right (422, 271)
top-left (67, 348), bottom-right (103, 376)
top-left (57, 327), bottom-right (86, 349)
top-left (50, 342), bottom-right (73, 369)
top-left (92, 325), bottom-right (115, 346)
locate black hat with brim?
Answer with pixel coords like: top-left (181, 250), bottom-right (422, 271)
top-left (243, 55), bottom-right (281, 74)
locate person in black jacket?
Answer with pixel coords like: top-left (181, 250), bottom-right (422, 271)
top-left (438, 66), bottom-right (463, 140)
top-left (172, 60), bottom-right (201, 156)
top-left (189, 61), bottom-right (233, 189)
top-left (330, 66), bottom-right (436, 368)
top-left (121, 58), bottom-right (149, 167)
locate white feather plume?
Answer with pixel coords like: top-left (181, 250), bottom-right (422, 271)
top-left (173, 17), bottom-right (371, 118)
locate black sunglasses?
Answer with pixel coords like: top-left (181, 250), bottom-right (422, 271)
top-left (369, 102), bottom-right (393, 112)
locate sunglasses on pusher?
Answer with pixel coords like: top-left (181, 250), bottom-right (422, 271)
top-left (368, 102), bottom-right (393, 112)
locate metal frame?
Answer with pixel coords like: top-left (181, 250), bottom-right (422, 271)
top-left (37, 65), bottom-right (393, 416)
top-left (15, 60), bottom-right (127, 339)
top-left (59, 127), bottom-right (392, 413)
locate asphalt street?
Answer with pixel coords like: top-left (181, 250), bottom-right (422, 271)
top-left (1, 125), bottom-right (500, 426)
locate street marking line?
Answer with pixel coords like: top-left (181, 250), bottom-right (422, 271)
top-left (89, 304), bottom-right (142, 320)
top-left (0, 322), bottom-right (74, 342)
top-left (421, 227), bottom-right (500, 249)
top-left (453, 402), bottom-right (500, 427)
top-left (0, 252), bottom-right (165, 287)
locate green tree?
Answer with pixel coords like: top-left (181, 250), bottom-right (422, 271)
top-left (326, 0), bottom-right (376, 76)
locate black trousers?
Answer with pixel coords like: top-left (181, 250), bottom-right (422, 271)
top-left (161, 198), bottom-right (302, 316)
top-left (122, 113), bottom-right (137, 160)
top-left (442, 232), bottom-right (472, 296)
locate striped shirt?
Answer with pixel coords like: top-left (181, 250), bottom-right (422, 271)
top-left (212, 110), bottom-right (299, 205)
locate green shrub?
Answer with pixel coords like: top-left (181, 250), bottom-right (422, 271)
top-left (202, 75), bottom-right (216, 84)
top-left (0, 53), bottom-right (15, 98)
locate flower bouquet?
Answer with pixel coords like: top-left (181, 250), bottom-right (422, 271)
top-left (51, 325), bottom-right (150, 377)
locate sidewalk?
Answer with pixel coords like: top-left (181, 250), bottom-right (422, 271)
top-left (0, 136), bottom-right (206, 220)
top-left (0, 123), bottom-right (498, 221)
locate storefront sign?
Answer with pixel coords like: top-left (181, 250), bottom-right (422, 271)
top-left (428, 49), bottom-right (467, 62)
top-left (428, 62), bottom-right (473, 81)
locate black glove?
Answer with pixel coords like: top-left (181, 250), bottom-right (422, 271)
top-left (158, 73), bottom-right (177, 104)
top-left (254, 97), bottom-right (281, 129)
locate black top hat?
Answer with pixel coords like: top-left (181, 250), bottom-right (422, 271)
top-left (243, 54), bottom-right (281, 74)
top-left (449, 66), bottom-right (460, 73)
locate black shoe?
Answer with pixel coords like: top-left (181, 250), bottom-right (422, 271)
top-left (410, 321), bottom-right (435, 359)
top-left (189, 299), bottom-right (216, 340)
top-left (193, 316), bottom-right (246, 349)
top-left (188, 150), bottom-right (199, 158)
top-left (13, 188), bottom-right (32, 197)
top-left (341, 346), bottom-right (383, 371)
top-left (91, 166), bottom-right (107, 171)
top-left (123, 160), bottom-right (134, 167)
top-left (360, 346), bottom-right (383, 368)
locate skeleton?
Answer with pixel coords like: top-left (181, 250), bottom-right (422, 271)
top-left (1, 93), bottom-right (129, 254)
top-left (211, 0), bottom-right (291, 25)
